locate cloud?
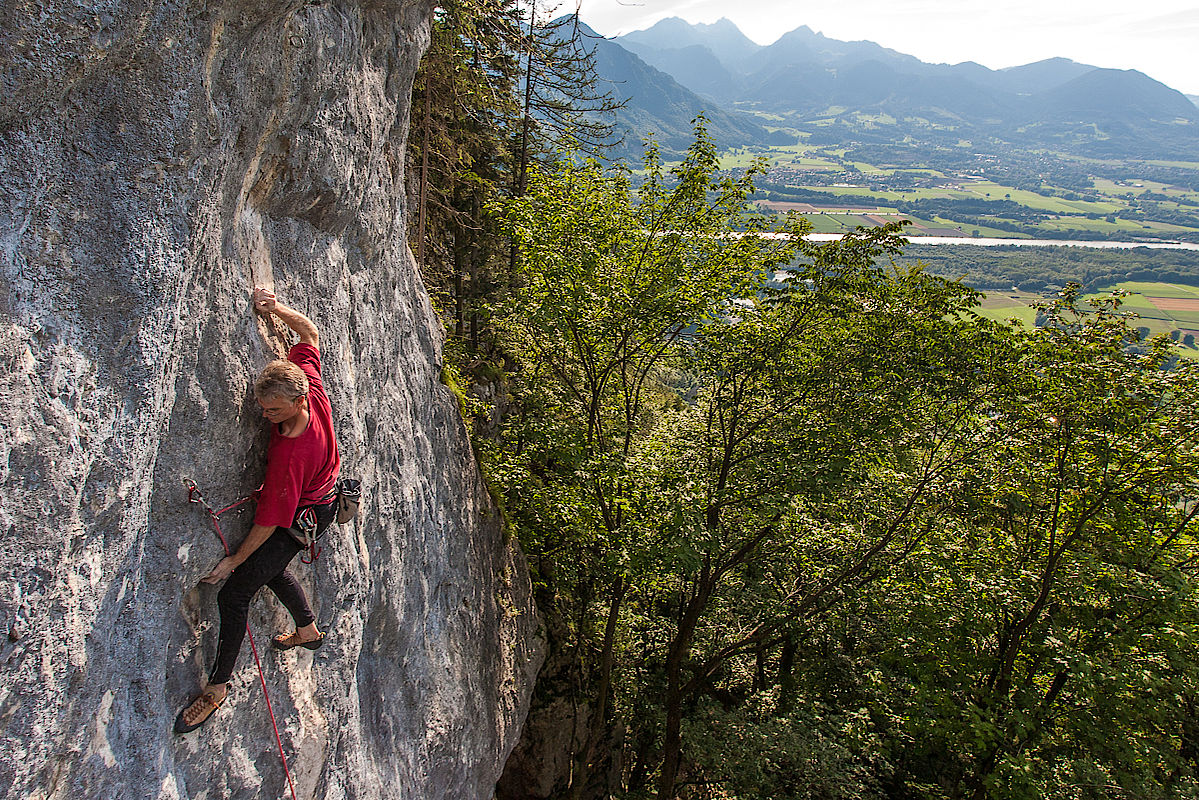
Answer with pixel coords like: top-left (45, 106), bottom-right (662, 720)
top-left (1119, 9), bottom-right (1199, 35)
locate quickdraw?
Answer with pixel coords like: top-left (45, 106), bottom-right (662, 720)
top-left (184, 478), bottom-right (299, 800)
top-left (295, 505), bottom-right (321, 565)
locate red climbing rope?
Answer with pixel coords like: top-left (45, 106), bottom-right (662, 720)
top-left (185, 478), bottom-right (299, 800)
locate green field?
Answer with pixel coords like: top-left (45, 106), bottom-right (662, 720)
top-left (722, 141), bottom-right (1199, 244)
top-left (718, 144), bottom-right (824, 169)
top-left (1102, 292), bottom-right (1173, 319)
top-left (957, 181), bottom-right (1122, 214)
top-left (755, 206), bottom-right (1028, 238)
top-left (973, 299), bottom-right (1039, 328)
top-left (1096, 282), bottom-right (1199, 299)
top-left (804, 214), bottom-right (850, 233)
top-left (1034, 216), bottom-right (1169, 235)
top-left (1092, 178), bottom-right (1199, 203)
top-left (924, 216), bottom-right (1025, 238)
top-left (767, 181), bottom-right (1157, 220)
top-left (1147, 160), bottom-right (1199, 170)
top-left (754, 204), bottom-right (1037, 239)
top-left (1083, 283), bottom-right (1199, 343)
top-left (1174, 312), bottom-right (1199, 326)
top-left (974, 283), bottom-right (1199, 358)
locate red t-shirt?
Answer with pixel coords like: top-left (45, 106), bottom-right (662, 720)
top-left (254, 343), bottom-right (341, 528)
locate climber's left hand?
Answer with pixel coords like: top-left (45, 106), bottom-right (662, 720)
top-left (201, 556), bottom-right (238, 584)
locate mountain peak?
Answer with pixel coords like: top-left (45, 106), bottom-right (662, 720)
top-left (639, 17), bottom-right (699, 35)
top-left (773, 24), bottom-right (819, 42)
top-left (697, 17), bottom-right (746, 35)
top-left (616, 16), bottom-right (763, 69)
top-left (1001, 56), bottom-right (1080, 70)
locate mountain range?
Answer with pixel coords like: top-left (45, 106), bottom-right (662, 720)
top-left (585, 17), bottom-right (1199, 161)
top-left (588, 24), bottom-right (785, 157)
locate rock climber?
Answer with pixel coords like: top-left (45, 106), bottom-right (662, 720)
top-left (176, 286), bottom-right (341, 734)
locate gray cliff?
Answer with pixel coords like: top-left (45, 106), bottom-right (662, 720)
top-left (0, 2), bottom-right (543, 798)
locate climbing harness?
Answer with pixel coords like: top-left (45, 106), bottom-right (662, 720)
top-left (297, 478), bottom-right (362, 564)
top-left (184, 478), bottom-right (299, 800)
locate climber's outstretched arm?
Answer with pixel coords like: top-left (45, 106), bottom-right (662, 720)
top-left (253, 286), bottom-right (319, 348)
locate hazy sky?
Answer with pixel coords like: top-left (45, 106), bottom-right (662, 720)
top-left (577, 0), bottom-right (1199, 95)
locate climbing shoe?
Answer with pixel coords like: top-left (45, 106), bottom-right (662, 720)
top-left (174, 689), bottom-right (226, 734)
top-left (271, 630), bottom-right (325, 651)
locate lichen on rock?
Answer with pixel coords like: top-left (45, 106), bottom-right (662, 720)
top-left (0, 3), bottom-right (543, 798)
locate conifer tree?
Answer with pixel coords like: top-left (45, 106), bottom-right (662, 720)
top-left (409, 0), bottom-right (521, 342)
top-left (511, 5), bottom-right (623, 198)
top-left (410, 0), bottom-right (623, 346)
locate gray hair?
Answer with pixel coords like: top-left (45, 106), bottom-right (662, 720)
top-left (254, 360), bottom-right (308, 400)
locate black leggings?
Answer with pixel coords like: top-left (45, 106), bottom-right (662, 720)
top-left (209, 500), bottom-right (335, 684)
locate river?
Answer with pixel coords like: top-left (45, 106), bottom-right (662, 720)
top-left (804, 233), bottom-right (1199, 251)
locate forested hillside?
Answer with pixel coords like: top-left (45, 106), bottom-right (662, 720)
top-left (409, 4), bottom-right (1199, 799)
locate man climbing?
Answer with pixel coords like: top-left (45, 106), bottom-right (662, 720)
top-left (176, 286), bottom-right (341, 734)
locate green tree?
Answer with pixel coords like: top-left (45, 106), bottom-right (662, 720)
top-left (480, 125), bottom-right (1199, 799)
top-left (624, 230), bottom-right (1014, 798)
top-left (489, 120), bottom-right (807, 797)
top-left (878, 290), bottom-right (1199, 799)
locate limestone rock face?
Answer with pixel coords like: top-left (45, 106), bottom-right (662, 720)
top-left (0, 3), bottom-right (543, 798)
